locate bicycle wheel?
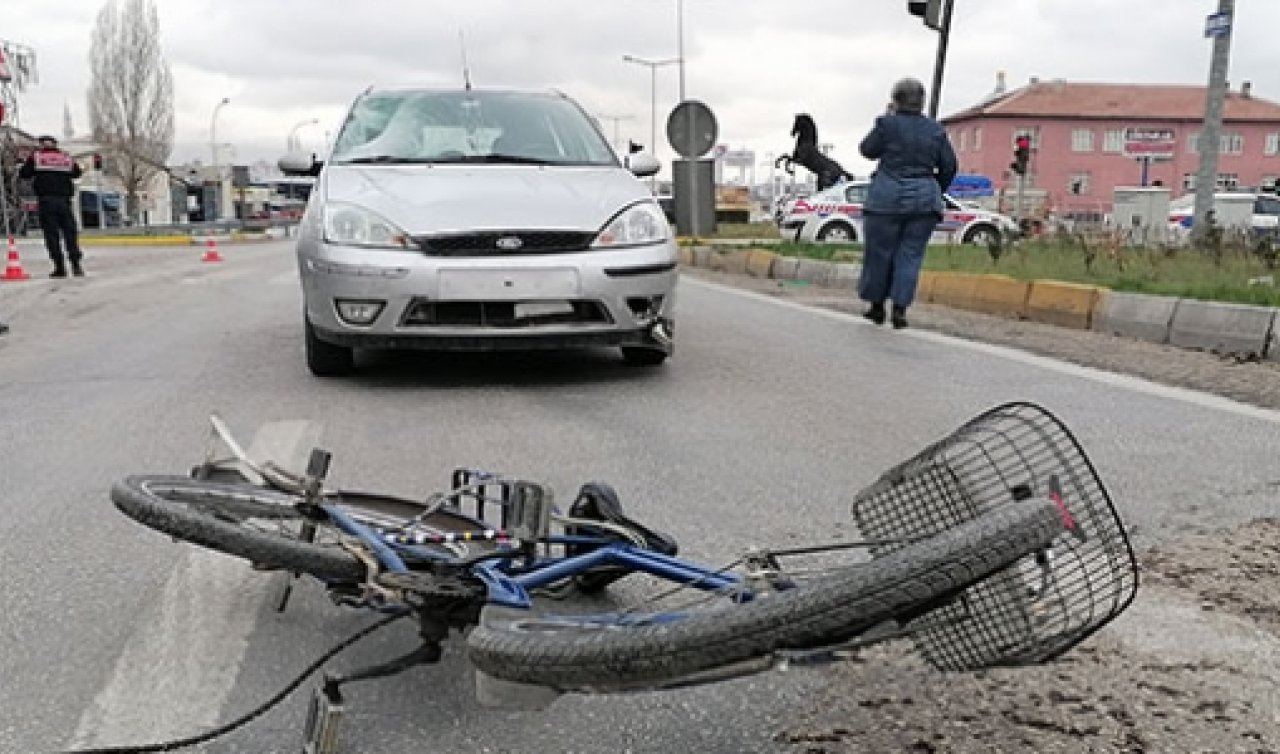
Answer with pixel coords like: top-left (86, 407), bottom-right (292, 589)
top-left (112, 476), bottom-right (500, 583)
top-left (466, 500), bottom-right (1064, 692)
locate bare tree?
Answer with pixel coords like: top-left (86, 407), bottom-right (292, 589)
top-left (87, 0), bottom-right (174, 224)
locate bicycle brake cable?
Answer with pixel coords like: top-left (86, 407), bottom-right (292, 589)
top-left (56, 611), bottom-right (409, 754)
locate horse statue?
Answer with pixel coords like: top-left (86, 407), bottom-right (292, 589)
top-left (774, 114), bottom-right (854, 191)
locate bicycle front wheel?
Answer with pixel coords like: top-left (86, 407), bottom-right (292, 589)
top-left (466, 500), bottom-right (1064, 692)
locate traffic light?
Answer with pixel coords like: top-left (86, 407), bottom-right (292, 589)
top-left (92, 153), bottom-right (103, 171)
top-left (907, 0), bottom-right (943, 31)
top-left (1011, 135), bottom-right (1031, 176)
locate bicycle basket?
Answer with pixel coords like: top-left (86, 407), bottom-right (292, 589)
top-left (850, 402), bottom-right (1138, 672)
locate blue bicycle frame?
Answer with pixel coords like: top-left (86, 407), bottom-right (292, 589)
top-left (322, 505), bottom-right (743, 609)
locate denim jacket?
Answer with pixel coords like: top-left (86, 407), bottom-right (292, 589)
top-left (859, 113), bottom-right (957, 216)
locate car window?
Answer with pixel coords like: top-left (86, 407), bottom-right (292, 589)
top-left (330, 90), bottom-right (618, 166)
top-left (1255, 196), bottom-right (1280, 215)
top-left (843, 184), bottom-right (868, 204)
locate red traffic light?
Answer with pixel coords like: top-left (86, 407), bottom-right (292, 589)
top-left (1015, 135), bottom-right (1031, 151)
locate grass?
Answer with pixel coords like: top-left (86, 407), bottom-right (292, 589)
top-left (923, 238), bottom-right (1280, 307)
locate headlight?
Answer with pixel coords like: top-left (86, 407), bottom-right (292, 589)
top-left (323, 202), bottom-right (411, 248)
top-left (593, 202), bottom-right (670, 248)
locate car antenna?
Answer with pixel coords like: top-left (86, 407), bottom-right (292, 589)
top-left (459, 30), bottom-right (472, 91)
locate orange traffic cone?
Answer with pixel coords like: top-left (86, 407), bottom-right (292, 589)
top-left (201, 237), bottom-right (223, 263)
top-left (2, 239), bottom-right (30, 282)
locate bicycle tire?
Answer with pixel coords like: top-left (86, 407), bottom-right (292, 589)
top-left (466, 500), bottom-right (1064, 692)
top-left (113, 476), bottom-right (501, 584)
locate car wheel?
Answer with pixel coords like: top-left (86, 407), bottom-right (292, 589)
top-left (621, 347), bottom-right (669, 366)
top-left (816, 221), bottom-right (856, 243)
top-left (305, 318), bottom-right (355, 377)
top-left (963, 224), bottom-right (1000, 246)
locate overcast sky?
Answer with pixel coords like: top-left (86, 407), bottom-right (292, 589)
top-left (4, 0), bottom-right (1276, 178)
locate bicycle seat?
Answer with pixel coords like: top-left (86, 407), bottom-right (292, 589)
top-left (565, 482), bottom-right (678, 594)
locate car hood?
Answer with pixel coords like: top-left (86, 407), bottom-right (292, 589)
top-left (320, 164), bottom-right (652, 234)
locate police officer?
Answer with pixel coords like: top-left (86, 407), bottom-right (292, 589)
top-left (19, 135), bottom-right (84, 278)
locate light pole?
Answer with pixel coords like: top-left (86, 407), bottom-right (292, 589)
top-left (287, 118), bottom-right (319, 152)
top-left (622, 54), bottom-right (680, 160)
top-left (209, 97), bottom-right (229, 221)
top-left (676, 0), bottom-right (686, 102)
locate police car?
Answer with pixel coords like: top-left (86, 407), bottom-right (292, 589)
top-left (778, 180), bottom-right (1018, 245)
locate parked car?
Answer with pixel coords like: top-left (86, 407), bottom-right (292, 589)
top-left (280, 87), bottom-right (676, 376)
top-left (778, 180), bottom-right (1018, 245)
top-left (1167, 191), bottom-right (1280, 233)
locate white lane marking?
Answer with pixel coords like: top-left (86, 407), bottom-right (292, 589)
top-left (67, 549), bottom-right (270, 748)
top-left (683, 276), bottom-right (1280, 425)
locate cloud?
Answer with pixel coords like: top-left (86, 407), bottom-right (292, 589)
top-left (4, 0), bottom-right (1276, 178)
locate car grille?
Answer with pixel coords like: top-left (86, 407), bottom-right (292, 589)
top-left (411, 231), bottom-right (597, 256)
top-left (402, 299), bottom-right (613, 327)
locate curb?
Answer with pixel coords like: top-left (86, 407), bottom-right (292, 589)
top-left (680, 246), bottom-right (1280, 361)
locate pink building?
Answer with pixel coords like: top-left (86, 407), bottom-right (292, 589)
top-left (941, 78), bottom-right (1280, 219)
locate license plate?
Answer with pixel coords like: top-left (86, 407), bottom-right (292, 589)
top-left (438, 268), bottom-right (580, 301)
top-left (514, 301), bottom-right (576, 319)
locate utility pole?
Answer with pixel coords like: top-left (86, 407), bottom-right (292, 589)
top-left (1192, 0), bottom-right (1234, 244)
top-left (927, 0), bottom-right (955, 120)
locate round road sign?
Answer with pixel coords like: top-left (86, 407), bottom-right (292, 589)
top-left (666, 100), bottom-right (718, 159)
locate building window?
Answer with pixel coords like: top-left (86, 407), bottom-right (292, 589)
top-left (1068, 172), bottom-right (1091, 195)
top-left (1217, 174), bottom-right (1240, 190)
top-left (958, 130), bottom-right (967, 152)
top-left (1188, 132), bottom-right (1200, 154)
top-left (1262, 174), bottom-right (1279, 190)
top-left (973, 127), bottom-right (982, 151)
top-left (1222, 133), bottom-right (1243, 155)
top-left (1266, 133), bottom-right (1280, 156)
top-left (1103, 130), bottom-right (1125, 153)
top-left (1071, 129), bottom-right (1094, 152)
top-left (1183, 173), bottom-right (1197, 190)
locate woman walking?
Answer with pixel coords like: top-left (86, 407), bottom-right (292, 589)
top-left (857, 78), bottom-right (957, 329)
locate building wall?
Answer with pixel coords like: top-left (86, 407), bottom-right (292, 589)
top-left (947, 117), bottom-right (1280, 216)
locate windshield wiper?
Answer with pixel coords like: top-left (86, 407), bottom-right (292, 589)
top-left (337, 156), bottom-right (438, 165)
top-left (434, 154), bottom-right (558, 165)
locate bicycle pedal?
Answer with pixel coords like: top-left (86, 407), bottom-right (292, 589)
top-left (302, 680), bottom-right (344, 754)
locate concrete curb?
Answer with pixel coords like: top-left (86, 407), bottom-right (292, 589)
top-left (1025, 280), bottom-right (1104, 330)
top-left (680, 247), bottom-right (1279, 361)
top-left (1092, 291), bottom-right (1179, 344)
top-left (969, 275), bottom-right (1031, 318)
top-left (1169, 299), bottom-right (1277, 358)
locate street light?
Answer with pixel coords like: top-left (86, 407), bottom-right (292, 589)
top-left (210, 97), bottom-right (230, 221)
top-left (622, 54), bottom-right (680, 162)
top-left (287, 118), bottom-right (320, 152)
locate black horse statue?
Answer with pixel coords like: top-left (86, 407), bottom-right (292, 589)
top-left (775, 114), bottom-right (854, 191)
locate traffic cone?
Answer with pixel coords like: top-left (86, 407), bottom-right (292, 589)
top-left (2, 238), bottom-right (30, 282)
top-left (201, 237), bottom-right (223, 263)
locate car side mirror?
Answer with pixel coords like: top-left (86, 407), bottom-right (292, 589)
top-left (626, 153), bottom-right (661, 178)
top-left (279, 151), bottom-right (323, 177)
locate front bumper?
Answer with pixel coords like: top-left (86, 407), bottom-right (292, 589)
top-left (298, 240), bottom-right (678, 352)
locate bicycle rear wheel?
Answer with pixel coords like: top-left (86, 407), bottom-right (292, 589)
top-left (111, 475), bottom-right (495, 583)
top-left (466, 499), bottom-right (1064, 692)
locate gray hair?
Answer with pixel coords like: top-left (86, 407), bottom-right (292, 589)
top-left (891, 78), bottom-right (926, 114)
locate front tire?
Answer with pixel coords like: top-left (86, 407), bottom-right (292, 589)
top-left (816, 221), bottom-right (857, 244)
top-left (466, 500), bottom-right (1064, 692)
top-left (963, 224), bottom-right (1001, 247)
top-left (306, 317), bottom-right (355, 377)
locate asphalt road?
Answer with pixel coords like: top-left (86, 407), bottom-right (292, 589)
top-left (1, 241), bottom-right (1277, 754)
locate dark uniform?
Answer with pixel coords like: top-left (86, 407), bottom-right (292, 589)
top-left (19, 136), bottom-right (84, 277)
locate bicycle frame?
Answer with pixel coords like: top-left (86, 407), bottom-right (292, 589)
top-left (321, 503), bottom-right (744, 611)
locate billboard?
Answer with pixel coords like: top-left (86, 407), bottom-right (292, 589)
top-left (1123, 127), bottom-right (1176, 160)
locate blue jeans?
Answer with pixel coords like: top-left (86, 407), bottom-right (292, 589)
top-left (858, 212), bottom-right (936, 309)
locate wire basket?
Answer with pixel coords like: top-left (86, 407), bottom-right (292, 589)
top-left (850, 402), bottom-right (1138, 672)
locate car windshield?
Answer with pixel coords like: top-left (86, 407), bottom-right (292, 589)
top-left (330, 90), bottom-right (618, 167)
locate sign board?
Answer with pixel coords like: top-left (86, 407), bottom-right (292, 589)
top-left (666, 100), bottom-right (718, 159)
top-left (1123, 127), bottom-right (1176, 160)
top-left (1205, 11), bottom-right (1232, 38)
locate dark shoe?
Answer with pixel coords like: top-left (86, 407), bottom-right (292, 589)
top-left (863, 302), bottom-right (886, 325)
top-left (891, 306), bottom-right (909, 330)
top-left (71, 264), bottom-right (84, 277)
top-left (50, 268), bottom-right (67, 279)
top-left (0, 322), bottom-right (9, 335)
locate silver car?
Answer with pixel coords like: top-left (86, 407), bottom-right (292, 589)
top-left (280, 88), bottom-right (677, 376)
